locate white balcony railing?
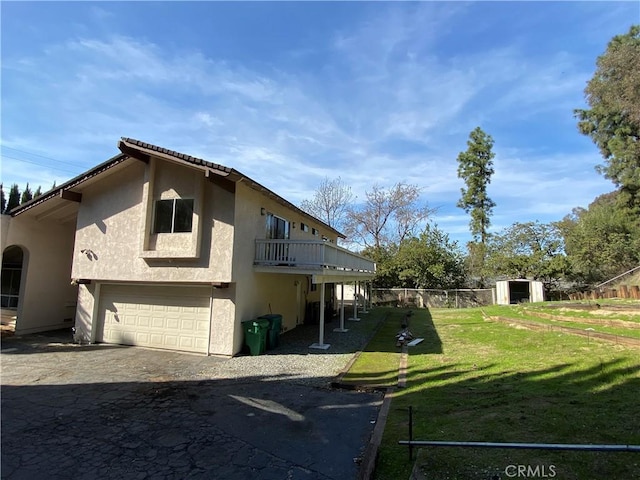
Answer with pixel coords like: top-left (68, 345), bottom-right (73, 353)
top-left (255, 239), bottom-right (376, 274)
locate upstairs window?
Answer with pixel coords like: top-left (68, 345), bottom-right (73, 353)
top-left (266, 213), bottom-right (290, 239)
top-left (154, 199), bottom-right (194, 233)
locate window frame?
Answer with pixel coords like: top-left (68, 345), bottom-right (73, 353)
top-left (153, 198), bottom-right (194, 234)
top-left (265, 213), bottom-right (291, 240)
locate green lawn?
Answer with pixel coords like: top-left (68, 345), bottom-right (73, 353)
top-left (482, 304), bottom-right (640, 340)
top-left (345, 306), bottom-right (640, 480)
top-left (522, 302), bottom-right (640, 325)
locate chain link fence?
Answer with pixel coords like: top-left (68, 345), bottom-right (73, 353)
top-left (372, 288), bottom-right (494, 308)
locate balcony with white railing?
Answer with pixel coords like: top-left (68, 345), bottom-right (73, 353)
top-left (254, 239), bottom-right (376, 276)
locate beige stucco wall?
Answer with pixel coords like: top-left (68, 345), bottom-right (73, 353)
top-left (1, 214), bottom-right (78, 334)
top-left (209, 283), bottom-right (237, 356)
top-left (71, 158), bottom-right (240, 354)
top-left (72, 159), bottom-right (234, 283)
top-left (74, 283), bottom-right (97, 343)
top-left (69, 156), bottom-right (344, 355)
top-left (229, 182), bottom-right (341, 353)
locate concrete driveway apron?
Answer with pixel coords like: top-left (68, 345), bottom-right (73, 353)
top-left (1, 331), bottom-right (382, 480)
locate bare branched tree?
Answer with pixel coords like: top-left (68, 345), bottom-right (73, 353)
top-left (345, 182), bottom-right (434, 248)
top-left (300, 177), bottom-right (354, 233)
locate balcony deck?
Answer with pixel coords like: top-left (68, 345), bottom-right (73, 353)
top-left (254, 239), bottom-right (375, 281)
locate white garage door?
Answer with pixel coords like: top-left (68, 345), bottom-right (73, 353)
top-left (98, 284), bottom-right (211, 353)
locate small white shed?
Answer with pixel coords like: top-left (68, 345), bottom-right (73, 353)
top-left (495, 279), bottom-right (544, 305)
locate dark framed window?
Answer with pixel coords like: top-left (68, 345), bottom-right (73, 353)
top-left (154, 199), bottom-right (194, 233)
top-left (1, 246), bottom-right (23, 309)
top-left (266, 213), bottom-right (290, 240)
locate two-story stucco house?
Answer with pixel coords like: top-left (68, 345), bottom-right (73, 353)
top-left (1, 138), bottom-right (375, 355)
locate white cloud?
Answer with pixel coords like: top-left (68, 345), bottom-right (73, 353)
top-left (1, 2), bottom-right (630, 246)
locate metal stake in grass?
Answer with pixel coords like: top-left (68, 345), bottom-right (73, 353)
top-left (408, 405), bottom-right (414, 461)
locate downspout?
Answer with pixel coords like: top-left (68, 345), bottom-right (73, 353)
top-left (207, 285), bottom-right (214, 356)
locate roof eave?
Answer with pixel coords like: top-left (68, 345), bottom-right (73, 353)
top-left (9, 153), bottom-right (129, 216)
top-left (119, 137), bottom-right (345, 239)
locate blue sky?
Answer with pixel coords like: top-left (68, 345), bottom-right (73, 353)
top-left (2, 1), bottom-right (638, 246)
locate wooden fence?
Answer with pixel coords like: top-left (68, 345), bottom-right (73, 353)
top-left (569, 284), bottom-right (640, 300)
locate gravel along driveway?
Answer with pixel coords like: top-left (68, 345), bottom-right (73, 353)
top-left (1, 318), bottom-right (385, 480)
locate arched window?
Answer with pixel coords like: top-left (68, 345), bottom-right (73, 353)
top-left (1, 246), bottom-right (24, 309)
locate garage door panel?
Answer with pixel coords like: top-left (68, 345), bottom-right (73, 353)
top-left (181, 319), bottom-right (195, 330)
top-left (137, 332), bottom-right (151, 344)
top-left (138, 317), bottom-right (150, 327)
top-left (167, 319), bottom-right (180, 329)
top-left (98, 285), bottom-right (211, 354)
top-left (180, 338), bottom-right (197, 349)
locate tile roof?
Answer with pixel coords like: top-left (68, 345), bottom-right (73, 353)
top-left (119, 137), bottom-right (345, 238)
top-left (8, 153), bottom-right (129, 215)
top-left (120, 138), bottom-right (232, 175)
top-left (11, 137), bottom-right (345, 239)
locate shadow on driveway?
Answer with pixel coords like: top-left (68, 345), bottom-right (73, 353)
top-left (1, 330), bottom-right (383, 480)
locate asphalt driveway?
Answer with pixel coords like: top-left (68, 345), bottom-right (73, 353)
top-left (1, 329), bottom-right (383, 480)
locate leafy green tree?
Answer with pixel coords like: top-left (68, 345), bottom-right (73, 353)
top-left (33, 186), bottom-right (42, 198)
top-left (486, 221), bottom-right (570, 289)
top-left (362, 225), bottom-right (466, 289)
top-left (6, 184), bottom-right (20, 212)
top-left (575, 25), bottom-right (640, 210)
top-left (556, 191), bottom-right (640, 284)
top-left (456, 127), bottom-right (496, 286)
top-left (20, 183), bottom-right (33, 204)
top-left (0, 184), bottom-right (6, 214)
top-left (394, 225), bottom-right (467, 289)
top-left (361, 244), bottom-right (401, 288)
top-left (464, 242), bottom-right (490, 288)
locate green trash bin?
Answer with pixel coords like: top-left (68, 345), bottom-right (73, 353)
top-left (259, 314), bottom-right (283, 350)
top-left (242, 319), bottom-right (269, 356)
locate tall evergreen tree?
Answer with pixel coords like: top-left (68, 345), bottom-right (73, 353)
top-left (20, 183), bottom-right (33, 204)
top-left (0, 184), bottom-right (6, 214)
top-left (6, 184), bottom-right (21, 212)
top-left (575, 25), bottom-right (640, 211)
top-left (456, 127), bottom-right (496, 286)
top-left (457, 127), bottom-right (496, 243)
top-left (33, 186), bottom-right (43, 198)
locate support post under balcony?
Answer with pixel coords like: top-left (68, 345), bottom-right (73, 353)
top-left (334, 282), bottom-right (348, 333)
top-left (310, 280), bottom-right (330, 350)
top-left (349, 281), bottom-right (361, 322)
top-left (361, 281), bottom-right (369, 313)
